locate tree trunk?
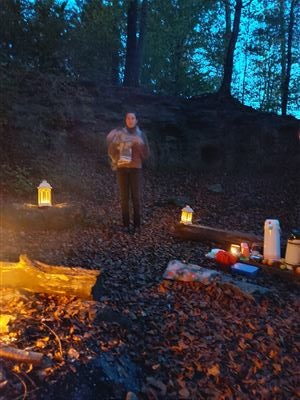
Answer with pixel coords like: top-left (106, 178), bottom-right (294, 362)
top-left (171, 222), bottom-right (262, 248)
top-left (224, 0), bottom-right (232, 47)
top-left (111, 46), bottom-right (120, 85)
top-left (136, 0), bottom-right (147, 86)
top-left (280, 0), bottom-right (286, 110)
top-left (110, 0), bottom-right (121, 85)
top-left (281, 0), bottom-right (297, 116)
top-left (241, 4), bottom-right (251, 103)
top-left (219, 0), bottom-right (242, 96)
top-left (123, 0), bottom-right (138, 87)
top-left (0, 255), bottom-right (100, 299)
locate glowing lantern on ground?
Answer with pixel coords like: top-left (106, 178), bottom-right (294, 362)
top-left (230, 244), bottom-right (241, 256)
top-left (180, 205), bottom-right (194, 224)
top-left (37, 180), bottom-right (52, 207)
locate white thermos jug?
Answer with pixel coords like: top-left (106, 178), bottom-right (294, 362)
top-left (263, 219), bottom-right (281, 261)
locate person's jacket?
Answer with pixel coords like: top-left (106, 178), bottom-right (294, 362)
top-left (106, 127), bottom-right (150, 170)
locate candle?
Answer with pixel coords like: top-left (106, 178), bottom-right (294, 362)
top-left (230, 244), bottom-right (241, 256)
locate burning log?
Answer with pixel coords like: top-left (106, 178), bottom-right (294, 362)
top-left (0, 255), bottom-right (100, 299)
top-left (171, 223), bottom-right (263, 248)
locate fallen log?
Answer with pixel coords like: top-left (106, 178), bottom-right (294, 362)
top-left (0, 345), bottom-right (44, 365)
top-left (171, 223), bottom-right (263, 248)
top-left (237, 259), bottom-right (300, 282)
top-left (171, 226), bottom-right (299, 282)
top-left (0, 255), bottom-right (100, 299)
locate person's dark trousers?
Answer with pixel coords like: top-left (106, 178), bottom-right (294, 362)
top-left (116, 168), bottom-right (142, 228)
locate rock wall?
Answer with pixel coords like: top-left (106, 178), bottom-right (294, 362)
top-left (1, 69), bottom-right (299, 177)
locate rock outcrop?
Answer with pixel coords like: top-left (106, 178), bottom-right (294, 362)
top-left (1, 68), bottom-right (299, 178)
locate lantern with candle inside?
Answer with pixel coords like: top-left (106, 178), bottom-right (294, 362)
top-left (240, 242), bottom-right (250, 258)
top-left (230, 244), bottom-right (241, 257)
top-left (180, 205), bottom-right (194, 224)
top-left (37, 180), bottom-right (52, 207)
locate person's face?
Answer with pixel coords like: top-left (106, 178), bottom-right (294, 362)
top-left (125, 113), bottom-right (138, 129)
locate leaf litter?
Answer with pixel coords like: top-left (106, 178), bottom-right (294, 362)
top-left (0, 168), bottom-right (299, 399)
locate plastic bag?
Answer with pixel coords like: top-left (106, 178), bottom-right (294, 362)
top-left (163, 260), bottom-right (219, 284)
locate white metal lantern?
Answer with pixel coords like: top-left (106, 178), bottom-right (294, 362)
top-left (37, 180), bottom-right (52, 207)
top-left (180, 205), bottom-right (194, 224)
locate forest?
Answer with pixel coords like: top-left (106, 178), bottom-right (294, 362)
top-left (1, 0), bottom-right (299, 117)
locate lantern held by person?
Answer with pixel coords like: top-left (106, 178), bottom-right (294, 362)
top-left (180, 205), bottom-right (194, 224)
top-left (37, 180), bottom-right (52, 207)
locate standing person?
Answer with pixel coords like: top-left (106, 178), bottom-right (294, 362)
top-left (107, 112), bottom-right (150, 233)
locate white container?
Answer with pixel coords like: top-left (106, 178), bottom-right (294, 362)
top-left (285, 239), bottom-right (300, 267)
top-left (263, 219), bottom-right (281, 261)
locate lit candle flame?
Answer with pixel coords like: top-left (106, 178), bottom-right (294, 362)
top-left (230, 244), bottom-right (240, 256)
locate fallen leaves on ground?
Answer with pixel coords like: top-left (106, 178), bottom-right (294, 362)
top-left (0, 167), bottom-right (299, 399)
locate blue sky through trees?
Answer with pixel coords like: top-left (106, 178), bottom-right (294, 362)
top-left (30, 0), bottom-right (300, 118)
